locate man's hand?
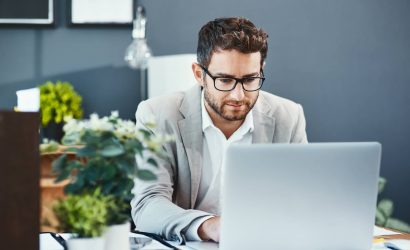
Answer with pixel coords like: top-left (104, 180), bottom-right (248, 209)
top-left (197, 216), bottom-right (220, 242)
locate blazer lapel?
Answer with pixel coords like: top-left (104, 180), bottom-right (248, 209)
top-left (252, 94), bottom-right (276, 143)
top-left (178, 85), bottom-right (203, 208)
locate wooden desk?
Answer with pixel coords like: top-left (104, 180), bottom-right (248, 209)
top-left (375, 228), bottom-right (410, 240)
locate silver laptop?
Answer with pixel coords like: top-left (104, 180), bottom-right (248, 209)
top-left (220, 142), bottom-right (381, 250)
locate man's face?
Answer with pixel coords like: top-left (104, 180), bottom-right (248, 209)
top-left (199, 50), bottom-right (262, 121)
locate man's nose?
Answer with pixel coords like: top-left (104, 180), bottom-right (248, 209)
top-left (229, 82), bottom-right (245, 101)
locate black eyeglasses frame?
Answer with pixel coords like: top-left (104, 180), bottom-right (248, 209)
top-left (199, 65), bottom-right (265, 92)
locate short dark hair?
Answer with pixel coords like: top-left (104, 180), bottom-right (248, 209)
top-left (197, 17), bottom-right (268, 68)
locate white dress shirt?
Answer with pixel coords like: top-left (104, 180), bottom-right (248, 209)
top-left (186, 91), bottom-right (254, 240)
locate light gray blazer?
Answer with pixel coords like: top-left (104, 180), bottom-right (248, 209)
top-left (131, 84), bottom-right (307, 241)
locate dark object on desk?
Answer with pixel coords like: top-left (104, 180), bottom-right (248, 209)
top-left (132, 230), bottom-right (180, 250)
top-left (0, 111), bottom-right (40, 250)
top-left (129, 236), bottom-right (152, 249)
top-left (40, 232), bottom-right (67, 250)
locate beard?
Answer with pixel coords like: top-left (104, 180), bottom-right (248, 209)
top-left (203, 85), bottom-right (258, 121)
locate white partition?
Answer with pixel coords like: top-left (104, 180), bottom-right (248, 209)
top-left (147, 54), bottom-right (197, 98)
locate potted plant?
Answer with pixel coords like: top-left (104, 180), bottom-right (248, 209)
top-left (39, 80), bottom-right (83, 142)
top-left (52, 111), bottom-right (171, 250)
top-left (53, 189), bottom-right (114, 250)
top-left (376, 177), bottom-right (410, 233)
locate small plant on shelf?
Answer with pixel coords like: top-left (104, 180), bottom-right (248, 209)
top-left (39, 80), bottom-right (83, 141)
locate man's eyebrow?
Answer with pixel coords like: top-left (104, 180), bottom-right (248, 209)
top-left (214, 72), bottom-right (260, 78)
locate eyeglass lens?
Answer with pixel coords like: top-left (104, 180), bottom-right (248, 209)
top-left (215, 77), bottom-right (262, 91)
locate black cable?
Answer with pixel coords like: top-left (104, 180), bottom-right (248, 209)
top-left (42, 230), bottom-right (183, 250)
top-left (131, 230), bottom-right (181, 250)
top-left (40, 232), bottom-right (67, 250)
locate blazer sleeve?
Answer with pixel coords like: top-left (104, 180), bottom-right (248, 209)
top-left (131, 101), bottom-right (210, 242)
top-left (290, 104), bottom-right (308, 143)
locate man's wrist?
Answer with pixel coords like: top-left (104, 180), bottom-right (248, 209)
top-left (186, 215), bottom-right (214, 241)
top-left (197, 216), bottom-right (220, 242)
top-left (198, 217), bottom-right (213, 241)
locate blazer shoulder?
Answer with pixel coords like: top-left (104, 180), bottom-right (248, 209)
top-left (135, 91), bottom-right (185, 124)
top-left (259, 90), bottom-right (302, 115)
top-left (257, 91), bottom-right (307, 143)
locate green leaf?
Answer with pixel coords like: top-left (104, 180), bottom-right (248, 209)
top-left (116, 159), bottom-right (135, 175)
top-left (138, 129), bottom-right (152, 139)
top-left (64, 147), bottom-right (79, 153)
top-left (100, 131), bottom-right (114, 141)
top-left (101, 166), bottom-right (117, 180)
top-left (64, 183), bottom-right (81, 194)
top-left (76, 145), bottom-right (97, 157)
top-left (125, 178), bottom-right (135, 192)
top-left (52, 154), bottom-right (67, 173)
top-left (99, 144), bottom-right (124, 157)
top-left (82, 130), bottom-right (100, 144)
top-left (55, 169), bottom-right (71, 183)
top-left (378, 199), bottom-right (394, 218)
top-left (62, 132), bottom-right (81, 146)
top-left (385, 218), bottom-right (410, 233)
top-left (375, 208), bottom-right (387, 226)
top-left (83, 166), bottom-right (98, 183)
top-left (39, 141), bottom-right (59, 153)
top-left (125, 139), bottom-right (143, 152)
top-left (112, 181), bottom-right (127, 197)
top-left (55, 160), bottom-right (82, 182)
top-left (137, 169), bottom-right (157, 181)
top-left (378, 177), bottom-right (386, 194)
top-left (52, 154), bottom-right (73, 183)
top-left (74, 171), bottom-right (85, 188)
top-left (147, 158), bottom-right (158, 168)
top-left (102, 181), bottom-right (115, 195)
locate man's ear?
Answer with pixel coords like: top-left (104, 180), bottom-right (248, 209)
top-left (192, 63), bottom-right (204, 87)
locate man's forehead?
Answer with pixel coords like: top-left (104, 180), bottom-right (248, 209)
top-left (210, 49), bottom-right (261, 60)
top-left (207, 49), bottom-right (261, 75)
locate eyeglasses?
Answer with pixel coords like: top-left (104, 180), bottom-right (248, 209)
top-left (199, 65), bottom-right (265, 92)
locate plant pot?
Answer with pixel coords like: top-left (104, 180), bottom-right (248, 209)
top-left (104, 221), bottom-right (130, 250)
top-left (67, 237), bottom-right (105, 250)
top-left (40, 150), bottom-right (76, 232)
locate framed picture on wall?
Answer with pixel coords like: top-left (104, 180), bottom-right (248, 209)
top-left (0, 0), bottom-right (54, 26)
top-left (68, 0), bottom-right (133, 26)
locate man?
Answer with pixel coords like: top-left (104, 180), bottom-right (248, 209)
top-left (131, 17), bottom-right (307, 243)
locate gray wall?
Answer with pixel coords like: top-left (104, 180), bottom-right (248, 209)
top-left (1, 0), bottom-right (409, 223)
top-left (0, 0), bottom-right (141, 119)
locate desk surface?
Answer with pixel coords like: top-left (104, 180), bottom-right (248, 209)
top-left (40, 228), bottom-right (410, 250)
top-left (39, 233), bottom-right (219, 250)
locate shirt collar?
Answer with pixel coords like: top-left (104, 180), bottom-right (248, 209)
top-left (201, 91), bottom-right (254, 134)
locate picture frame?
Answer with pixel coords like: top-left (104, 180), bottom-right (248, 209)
top-left (68, 0), bottom-right (133, 26)
top-left (0, 0), bottom-right (54, 26)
